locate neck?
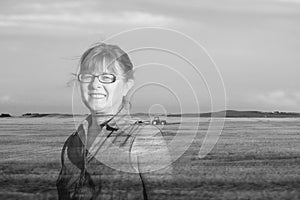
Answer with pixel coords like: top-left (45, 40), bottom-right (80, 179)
top-left (90, 104), bottom-right (124, 126)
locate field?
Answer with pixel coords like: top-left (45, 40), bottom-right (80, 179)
top-left (0, 117), bottom-right (299, 199)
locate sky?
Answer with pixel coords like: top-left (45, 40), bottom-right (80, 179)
top-left (0, 0), bottom-right (299, 115)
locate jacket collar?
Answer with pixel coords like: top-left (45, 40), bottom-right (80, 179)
top-left (85, 105), bottom-right (131, 132)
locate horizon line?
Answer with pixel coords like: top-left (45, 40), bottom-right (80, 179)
top-left (1, 109), bottom-right (300, 117)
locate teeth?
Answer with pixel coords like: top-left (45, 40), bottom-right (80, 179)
top-left (90, 94), bottom-right (106, 98)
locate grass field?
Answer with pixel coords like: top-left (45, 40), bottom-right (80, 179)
top-left (0, 117), bottom-right (299, 199)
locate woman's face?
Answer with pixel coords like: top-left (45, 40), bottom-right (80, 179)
top-left (79, 63), bottom-right (133, 114)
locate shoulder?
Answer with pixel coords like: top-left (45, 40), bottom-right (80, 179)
top-left (129, 123), bottom-right (166, 149)
top-left (63, 131), bottom-right (85, 150)
top-left (129, 123), bottom-right (172, 173)
top-left (60, 131), bottom-right (85, 169)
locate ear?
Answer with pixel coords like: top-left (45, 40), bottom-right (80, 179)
top-left (123, 79), bottom-right (134, 96)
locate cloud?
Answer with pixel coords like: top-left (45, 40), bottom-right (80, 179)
top-left (1, 0), bottom-right (299, 33)
top-left (0, 11), bottom-right (174, 29)
top-left (276, 0), bottom-right (300, 4)
top-left (256, 90), bottom-right (300, 108)
top-left (23, 1), bottom-right (83, 11)
top-left (0, 95), bottom-right (14, 104)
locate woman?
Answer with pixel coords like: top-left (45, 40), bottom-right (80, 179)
top-left (56, 43), bottom-right (173, 200)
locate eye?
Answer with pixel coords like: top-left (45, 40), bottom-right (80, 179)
top-left (100, 74), bottom-right (116, 83)
top-left (78, 74), bottom-right (93, 82)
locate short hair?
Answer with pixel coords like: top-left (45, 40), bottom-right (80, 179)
top-left (79, 43), bottom-right (134, 81)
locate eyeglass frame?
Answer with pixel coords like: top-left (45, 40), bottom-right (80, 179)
top-left (77, 73), bottom-right (124, 84)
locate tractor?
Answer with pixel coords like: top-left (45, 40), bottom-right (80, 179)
top-left (151, 116), bottom-right (167, 125)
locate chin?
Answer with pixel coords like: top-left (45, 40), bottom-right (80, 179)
top-left (84, 102), bottom-right (105, 113)
top-left (90, 106), bottom-right (106, 113)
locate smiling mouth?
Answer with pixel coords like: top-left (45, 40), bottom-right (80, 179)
top-left (89, 93), bottom-right (107, 99)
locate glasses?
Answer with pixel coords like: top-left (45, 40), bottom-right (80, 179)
top-left (78, 73), bottom-right (119, 84)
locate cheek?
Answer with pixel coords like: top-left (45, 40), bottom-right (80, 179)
top-left (80, 84), bottom-right (89, 100)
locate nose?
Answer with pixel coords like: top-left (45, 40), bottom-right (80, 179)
top-left (89, 76), bottom-right (104, 90)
